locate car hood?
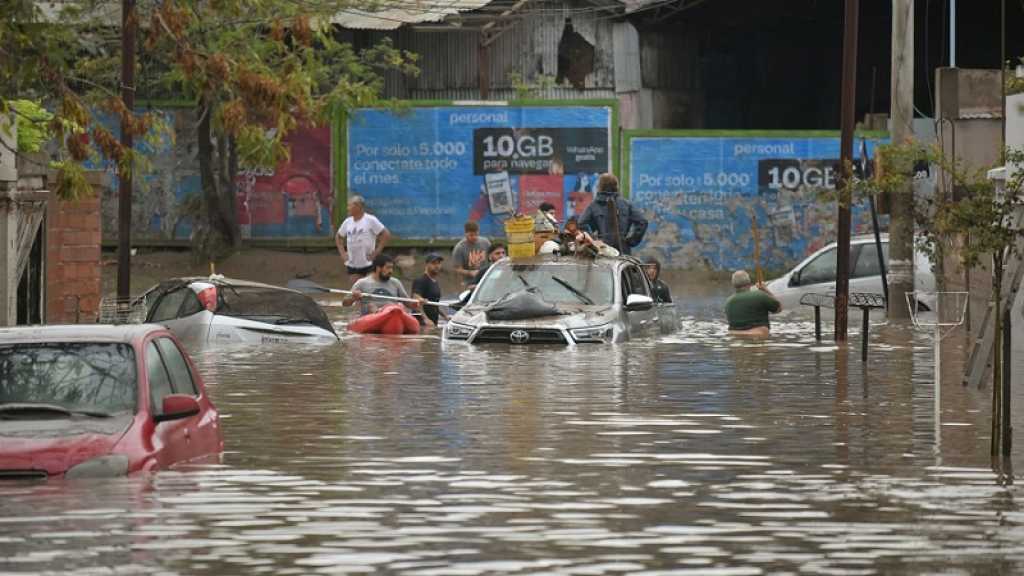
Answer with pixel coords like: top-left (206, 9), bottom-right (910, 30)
top-left (0, 413), bottom-right (134, 476)
top-left (454, 305), bottom-right (617, 329)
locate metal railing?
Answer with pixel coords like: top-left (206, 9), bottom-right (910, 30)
top-left (800, 292), bottom-right (886, 361)
top-left (98, 296), bottom-right (148, 325)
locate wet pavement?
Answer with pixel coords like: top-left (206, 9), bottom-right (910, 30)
top-left (2, 295), bottom-right (1024, 575)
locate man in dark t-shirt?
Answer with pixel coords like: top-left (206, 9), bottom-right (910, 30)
top-left (412, 253), bottom-right (444, 326)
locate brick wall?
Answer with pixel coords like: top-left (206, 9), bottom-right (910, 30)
top-left (46, 197), bottom-right (102, 323)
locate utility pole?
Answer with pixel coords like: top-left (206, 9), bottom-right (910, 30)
top-left (117, 0), bottom-right (136, 301)
top-left (889, 0), bottom-right (915, 319)
top-left (835, 0), bottom-right (859, 341)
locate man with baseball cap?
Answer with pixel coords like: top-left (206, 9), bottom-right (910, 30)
top-left (412, 253), bottom-right (445, 327)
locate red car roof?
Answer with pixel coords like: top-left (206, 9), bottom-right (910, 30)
top-left (0, 324), bottom-right (168, 345)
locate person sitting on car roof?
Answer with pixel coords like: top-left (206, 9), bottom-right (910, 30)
top-left (534, 211), bottom-right (562, 255)
top-left (578, 173), bottom-right (647, 255)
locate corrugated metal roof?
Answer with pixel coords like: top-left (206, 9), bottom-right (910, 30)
top-left (406, 87), bottom-right (616, 100)
top-left (330, 0), bottom-right (496, 30)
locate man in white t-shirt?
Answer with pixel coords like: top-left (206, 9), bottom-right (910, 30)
top-left (336, 195), bottom-right (390, 281)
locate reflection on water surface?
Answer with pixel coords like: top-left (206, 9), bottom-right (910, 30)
top-left (1, 297), bottom-right (1023, 575)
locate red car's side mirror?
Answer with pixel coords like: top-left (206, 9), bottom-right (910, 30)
top-left (154, 394), bottom-right (201, 423)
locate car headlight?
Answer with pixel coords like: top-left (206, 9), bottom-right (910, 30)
top-left (445, 322), bottom-right (475, 340)
top-left (570, 324), bottom-right (613, 343)
top-left (65, 454), bottom-right (130, 479)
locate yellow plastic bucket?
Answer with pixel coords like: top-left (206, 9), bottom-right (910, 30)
top-left (504, 216), bottom-right (536, 259)
top-left (508, 241), bottom-right (536, 259)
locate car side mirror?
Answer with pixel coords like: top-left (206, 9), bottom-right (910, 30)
top-left (789, 270), bottom-right (801, 287)
top-left (625, 294), bottom-right (654, 312)
top-left (154, 394), bottom-right (200, 423)
top-left (459, 290), bottom-right (472, 302)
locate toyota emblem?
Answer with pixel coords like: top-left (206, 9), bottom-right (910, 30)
top-left (509, 329), bottom-right (530, 344)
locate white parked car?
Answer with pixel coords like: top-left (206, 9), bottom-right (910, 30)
top-left (763, 235), bottom-right (936, 314)
top-left (140, 277), bottom-right (338, 345)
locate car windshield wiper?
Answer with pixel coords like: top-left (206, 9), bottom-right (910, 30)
top-left (517, 274), bottom-right (533, 288)
top-left (0, 403), bottom-right (73, 417)
top-left (274, 318), bottom-right (313, 325)
top-left (551, 276), bottom-right (594, 305)
top-left (0, 403), bottom-right (116, 419)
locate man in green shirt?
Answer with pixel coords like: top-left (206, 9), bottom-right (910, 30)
top-left (724, 270), bottom-right (782, 337)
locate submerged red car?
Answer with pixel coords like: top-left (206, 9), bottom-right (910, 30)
top-left (0, 325), bottom-right (223, 479)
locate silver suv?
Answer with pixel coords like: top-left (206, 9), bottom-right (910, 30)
top-left (443, 255), bottom-right (678, 345)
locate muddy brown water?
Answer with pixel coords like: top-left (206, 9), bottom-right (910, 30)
top-left (3, 295), bottom-right (1024, 575)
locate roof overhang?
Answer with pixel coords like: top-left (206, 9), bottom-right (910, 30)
top-left (330, 0), bottom-right (498, 30)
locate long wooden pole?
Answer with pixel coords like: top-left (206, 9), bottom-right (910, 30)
top-left (117, 0), bottom-right (136, 300)
top-left (751, 213), bottom-right (763, 285)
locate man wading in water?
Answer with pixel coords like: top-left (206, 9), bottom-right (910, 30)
top-left (343, 254), bottom-right (422, 316)
top-left (724, 269), bottom-right (781, 337)
top-left (412, 253), bottom-right (445, 327)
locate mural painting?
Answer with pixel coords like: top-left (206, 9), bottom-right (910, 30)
top-left (92, 108), bottom-right (200, 242)
top-left (94, 108), bottom-right (332, 241)
top-left (236, 126), bottom-right (333, 238)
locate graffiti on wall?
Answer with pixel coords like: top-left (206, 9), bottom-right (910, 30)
top-left (628, 134), bottom-right (886, 270)
top-left (347, 106), bottom-right (613, 239)
top-left (91, 109), bottom-right (200, 241)
top-left (94, 108), bottom-right (332, 240)
top-left (236, 126), bottom-right (333, 238)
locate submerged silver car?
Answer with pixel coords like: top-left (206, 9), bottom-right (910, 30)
top-left (139, 277), bottom-right (338, 346)
top-left (444, 255), bottom-right (678, 345)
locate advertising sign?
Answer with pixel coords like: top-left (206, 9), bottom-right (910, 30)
top-left (628, 134), bottom-right (885, 270)
top-left (347, 105), bottom-right (613, 239)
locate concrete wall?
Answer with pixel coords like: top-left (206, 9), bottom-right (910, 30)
top-left (934, 69), bottom-right (1004, 329)
top-left (1010, 93), bottom-right (1024, 180)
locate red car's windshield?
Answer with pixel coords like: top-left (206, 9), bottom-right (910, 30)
top-left (0, 343), bottom-right (137, 415)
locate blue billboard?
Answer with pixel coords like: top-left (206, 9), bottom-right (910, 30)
top-left (346, 105), bottom-right (614, 239)
top-left (627, 133), bottom-right (886, 271)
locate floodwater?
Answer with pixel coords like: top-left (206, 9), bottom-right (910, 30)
top-left (3, 295), bottom-right (1024, 575)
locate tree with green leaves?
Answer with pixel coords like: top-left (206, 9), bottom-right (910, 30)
top-left (868, 143), bottom-right (1024, 457)
top-left (3, 0), bottom-right (417, 257)
top-left (143, 2), bottom-right (417, 257)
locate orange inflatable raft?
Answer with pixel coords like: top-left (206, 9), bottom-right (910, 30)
top-left (348, 304), bottom-right (421, 335)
